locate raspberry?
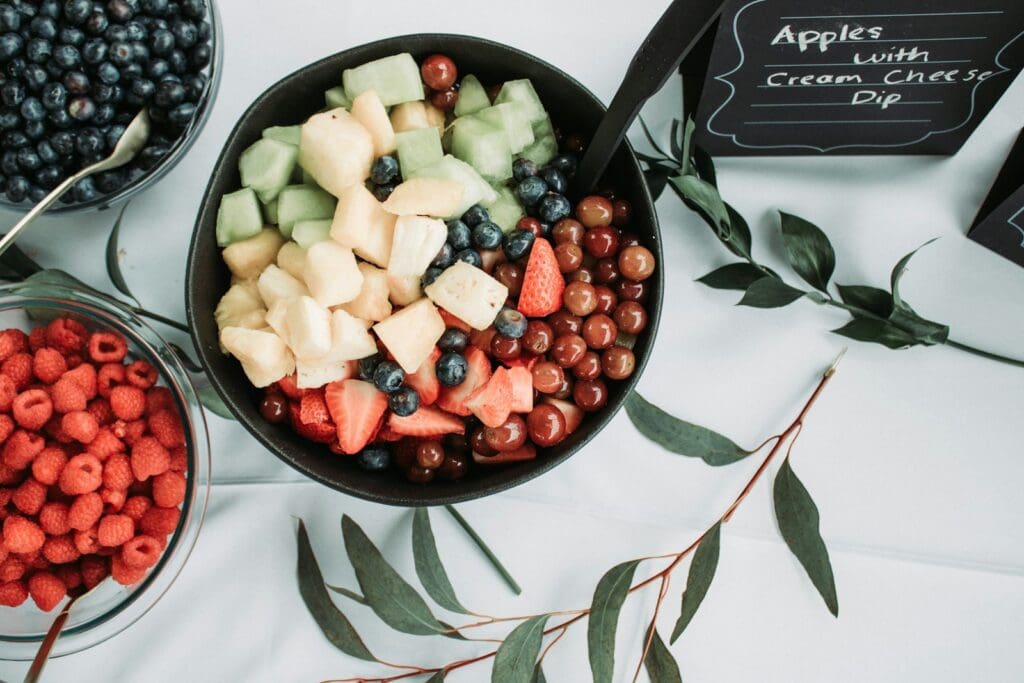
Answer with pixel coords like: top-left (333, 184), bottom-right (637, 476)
top-left (46, 318), bottom-right (88, 354)
top-left (0, 374), bottom-right (15, 412)
top-left (101, 452), bottom-right (132, 491)
top-left (12, 389), bottom-right (52, 430)
top-left (62, 410), bottom-right (99, 444)
top-left (32, 348), bottom-right (67, 384)
top-left (125, 360), bottom-right (158, 389)
top-left (64, 353), bottom-right (83, 370)
top-left (28, 571), bottom-right (66, 611)
top-left (97, 363), bottom-right (126, 398)
top-left (130, 437), bottom-right (170, 481)
top-left (27, 327), bottom-right (47, 352)
top-left (111, 552), bottom-right (147, 586)
top-left (2, 430), bottom-right (45, 470)
top-left (59, 454), bottom-right (103, 495)
top-left (11, 477), bottom-right (47, 515)
top-left (168, 447), bottom-right (187, 473)
top-left (0, 414), bottom-right (13, 443)
top-left (86, 397), bottom-right (113, 426)
top-left (0, 579), bottom-right (27, 606)
top-left (38, 502), bottom-right (70, 536)
top-left (88, 332), bottom-right (128, 364)
top-left (120, 534), bottom-right (162, 569)
top-left (0, 556), bottom-right (26, 582)
top-left (101, 485), bottom-right (126, 515)
top-left (2, 516), bottom-right (45, 553)
top-left (139, 505), bottom-right (179, 537)
top-left (68, 492), bottom-right (103, 531)
top-left (148, 409), bottom-right (185, 449)
top-left (51, 377), bottom-right (87, 413)
top-left (87, 428), bottom-right (124, 462)
top-left (73, 526), bottom-right (100, 555)
top-left (0, 329), bottom-right (27, 362)
top-left (145, 386), bottom-right (174, 414)
top-left (97, 514), bottom-right (134, 547)
top-left (110, 385), bottom-right (145, 421)
top-left (42, 535), bottom-right (80, 564)
top-left (20, 548), bottom-right (48, 569)
top-left (64, 363), bottom-right (98, 400)
top-left (121, 496), bottom-right (151, 522)
top-left (2, 353), bottom-right (33, 390)
top-left (31, 447), bottom-right (68, 486)
top-left (55, 564), bottom-right (82, 591)
top-left (80, 555), bottom-right (109, 589)
top-left (151, 471), bottom-right (186, 508)
top-left (0, 463), bottom-right (20, 486)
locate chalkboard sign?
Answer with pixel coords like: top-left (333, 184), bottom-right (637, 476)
top-left (693, 0), bottom-right (1024, 155)
top-left (970, 130), bottom-right (1024, 268)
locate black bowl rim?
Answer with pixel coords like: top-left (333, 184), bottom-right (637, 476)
top-left (185, 32), bottom-right (664, 506)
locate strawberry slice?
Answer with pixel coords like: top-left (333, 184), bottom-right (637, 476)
top-left (542, 397), bottom-right (584, 435)
top-left (437, 346), bottom-right (491, 416)
top-left (299, 389), bottom-right (330, 425)
top-left (439, 309), bottom-right (472, 333)
top-left (388, 405), bottom-right (466, 437)
top-left (375, 425), bottom-right (404, 442)
top-left (507, 366), bottom-right (534, 413)
top-left (466, 366), bottom-right (513, 428)
top-left (503, 355), bottom-right (538, 371)
top-left (405, 347), bottom-right (441, 406)
top-left (325, 379), bottom-right (388, 454)
top-left (288, 403), bottom-right (335, 444)
top-left (472, 443), bottom-right (536, 465)
top-left (276, 374), bottom-right (304, 400)
top-left (517, 238), bottom-right (564, 317)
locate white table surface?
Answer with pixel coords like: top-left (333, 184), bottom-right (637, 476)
top-left (2, 1), bottom-right (1024, 681)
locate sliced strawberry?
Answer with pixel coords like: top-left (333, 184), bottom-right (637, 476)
top-left (437, 346), bottom-right (491, 416)
top-left (507, 366), bottom-right (534, 413)
top-left (466, 366), bottom-right (513, 428)
top-left (405, 347), bottom-right (441, 406)
top-left (388, 405), bottom-right (466, 437)
top-left (299, 389), bottom-right (330, 425)
top-left (325, 379), bottom-right (389, 454)
top-left (276, 374), bottom-right (304, 400)
top-left (375, 425), bottom-right (404, 442)
top-left (472, 443), bottom-right (536, 465)
top-left (439, 309), bottom-right (472, 333)
top-left (288, 403), bottom-right (335, 444)
top-left (518, 238), bottom-right (564, 317)
top-left (543, 397), bottom-right (584, 435)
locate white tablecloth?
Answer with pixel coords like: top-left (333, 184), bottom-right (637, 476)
top-left (2, 1), bottom-right (1023, 681)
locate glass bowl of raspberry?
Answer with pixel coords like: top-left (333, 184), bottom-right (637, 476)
top-left (0, 281), bottom-right (210, 660)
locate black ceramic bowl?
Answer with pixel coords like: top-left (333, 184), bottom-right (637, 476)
top-left (186, 34), bottom-right (663, 506)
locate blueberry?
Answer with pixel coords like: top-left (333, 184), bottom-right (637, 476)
top-left (0, 5), bottom-right (20, 31)
top-left (370, 155), bottom-right (399, 185)
top-left (0, 109), bottom-right (17, 130)
top-left (19, 97), bottom-right (44, 122)
top-left (58, 26), bottom-right (84, 45)
top-left (63, 70), bottom-right (89, 93)
top-left (92, 102), bottom-right (115, 125)
top-left (96, 62), bottom-right (120, 84)
top-left (371, 182), bottom-right (395, 202)
top-left (35, 164), bottom-right (61, 189)
top-left (141, 0), bottom-right (170, 16)
top-left (502, 228), bottom-right (535, 261)
top-left (24, 120), bottom-right (45, 140)
top-left (431, 242), bottom-right (454, 269)
top-left (149, 28), bottom-right (173, 55)
top-left (549, 154), bottom-right (578, 176)
top-left (513, 157), bottom-right (538, 182)
top-left (40, 82), bottom-right (67, 110)
top-left (1, 82), bottom-right (23, 107)
top-left (494, 308), bottom-right (528, 339)
top-left (171, 18), bottom-right (197, 48)
top-left (71, 175), bottom-right (96, 202)
top-left (446, 219), bottom-right (471, 250)
top-left (357, 353), bottom-right (381, 381)
top-left (168, 48), bottom-right (187, 74)
top-left (67, 96), bottom-right (95, 121)
top-left (438, 328), bottom-right (468, 353)
top-left (36, 140), bottom-right (57, 164)
top-left (81, 37), bottom-right (106, 63)
top-left (106, 0), bottom-right (134, 23)
top-left (462, 204), bottom-right (489, 227)
top-left (131, 40), bottom-right (148, 62)
top-left (0, 32), bottom-right (24, 61)
top-left (5, 174), bottom-right (28, 202)
top-left (49, 131), bottom-right (74, 155)
top-left (108, 40), bottom-right (133, 66)
top-left (53, 43), bottom-right (80, 68)
top-left (188, 43), bottom-right (211, 69)
top-left (182, 0), bottom-right (207, 19)
top-left (48, 106), bottom-right (72, 131)
top-left (436, 352), bottom-right (467, 387)
top-left (454, 248), bottom-right (482, 268)
top-left (94, 168), bottom-right (124, 192)
top-left (182, 73), bottom-right (205, 101)
top-left (421, 266), bottom-right (442, 288)
top-left (2, 130), bottom-right (29, 148)
top-left (153, 79), bottom-right (183, 107)
top-left (16, 147), bottom-right (41, 171)
top-left (104, 124), bottom-right (125, 148)
top-left (357, 446), bottom-right (390, 472)
top-left (471, 221), bottom-right (502, 250)
top-left (38, 2), bottom-right (60, 19)
top-left (0, 151), bottom-right (17, 174)
top-left (23, 64), bottom-right (48, 91)
top-left (84, 11), bottom-right (108, 36)
top-left (372, 360), bottom-right (404, 394)
top-left (4, 56), bottom-right (26, 80)
top-left (538, 193), bottom-right (572, 223)
top-left (74, 126), bottom-right (101, 156)
top-left (45, 61), bottom-right (64, 79)
top-left (540, 167), bottom-right (567, 194)
top-left (125, 22), bottom-right (147, 43)
top-left (516, 176), bottom-right (547, 206)
top-left (388, 386), bottom-right (419, 417)
top-left (136, 144), bottom-right (166, 169)
top-left (129, 77), bottom-right (155, 99)
top-left (168, 102), bottom-right (195, 126)
top-left (104, 25), bottom-right (128, 44)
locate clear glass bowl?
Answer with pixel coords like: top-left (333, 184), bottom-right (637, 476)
top-left (0, 0), bottom-right (223, 214)
top-left (0, 283), bottom-right (210, 660)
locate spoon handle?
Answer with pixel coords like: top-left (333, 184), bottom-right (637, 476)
top-left (22, 595), bottom-right (77, 683)
top-left (573, 0), bottom-right (725, 193)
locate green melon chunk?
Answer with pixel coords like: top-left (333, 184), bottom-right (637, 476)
top-left (409, 154), bottom-right (498, 217)
top-left (342, 53), bottom-right (423, 107)
top-left (262, 125), bottom-right (301, 146)
top-left (518, 115), bottom-right (558, 167)
top-left (454, 74), bottom-right (490, 117)
top-left (239, 138), bottom-right (299, 203)
top-left (395, 127), bottom-right (443, 176)
top-left (494, 79), bottom-right (546, 126)
top-left (277, 185), bottom-right (336, 239)
top-left (324, 86), bottom-right (351, 110)
top-left (216, 188), bottom-right (263, 247)
top-left (475, 103), bottom-right (534, 154)
top-left (451, 116), bottom-right (512, 183)
top-left (483, 185), bottom-right (525, 234)
top-left (292, 219), bottom-right (333, 248)
top-left (262, 198), bottom-right (279, 225)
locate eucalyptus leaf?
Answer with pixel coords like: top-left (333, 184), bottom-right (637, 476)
top-left (412, 507), bottom-right (469, 615)
top-left (888, 307), bottom-right (949, 345)
top-left (696, 263), bottom-right (765, 291)
top-left (295, 520), bottom-right (376, 661)
top-left (532, 665), bottom-right (547, 683)
top-left (773, 459), bottom-right (838, 617)
top-left (890, 238), bottom-right (938, 310)
top-left (671, 175), bottom-right (730, 232)
top-left (836, 285), bottom-right (893, 318)
top-left (779, 212), bottom-right (836, 292)
top-left (194, 377), bottom-right (234, 420)
top-left (341, 515), bottom-right (447, 636)
top-left (588, 560), bottom-right (640, 683)
top-left (831, 318), bottom-right (918, 349)
top-left (669, 118), bottom-right (683, 162)
top-left (644, 165), bottom-right (675, 202)
top-left (737, 277), bottom-right (805, 308)
top-left (327, 584), bottom-right (369, 606)
top-left (625, 392), bottom-right (749, 466)
top-left (692, 145), bottom-right (717, 187)
top-left (426, 672), bottom-right (446, 683)
top-left (0, 239), bottom-right (43, 280)
top-left (104, 202), bottom-right (140, 306)
top-left (670, 522), bottom-right (720, 643)
top-left (492, 614), bottom-right (550, 683)
top-left (644, 627), bottom-right (683, 683)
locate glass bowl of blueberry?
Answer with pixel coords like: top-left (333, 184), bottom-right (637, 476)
top-left (0, 0), bottom-right (221, 212)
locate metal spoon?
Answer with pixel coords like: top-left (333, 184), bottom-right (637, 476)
top-left (22, 585), bottom-right (100, 683)
top-left (0, 108), bottom-right (152, 258)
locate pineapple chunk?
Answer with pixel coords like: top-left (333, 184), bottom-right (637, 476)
top-left (296, 357), bottom-right (354, 390)
top-left (329, 183), bottom-right (396, 268)
top-left (373, 299), bottom-right (445, 374)
top-left (387, 273), bottom-right (422, 306)
top-left (390, 101), bottom-right (430, 133)
top-left (339, 262), bottom-right (392, 322)
top-left (215, 281), bottom-right (266, 329)
top-left (381, 178), bottom-right (464, 219)
top-left (276, 241), bottom-right (307, 281)
top-left (305, 241), bottom-right (363, 307)
top-left (350, 90), bottom-right (396, 157)
top-left (424, 261), bottom-right (508, 330)
top-left (296, 310), bottom-right (377, 388)
top-left (285, 296), bottom-right (332, 359)
top-left (264, 299), bottom-right (290, 344)
top-left (387, 215), bottom-right (448, 278)
top-left (298, 108), bottom-right (374, 197)
top-left (220, 327), bottom-right (295, 388)
top-left (222, 229), bottom-right (284, 281)
top-left (257, 265), bottom-right (309, 308)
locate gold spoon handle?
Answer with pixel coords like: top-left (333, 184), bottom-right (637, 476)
top-left (22, 595), bottom-right (77, 683)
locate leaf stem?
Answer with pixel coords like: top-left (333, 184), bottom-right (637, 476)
top-left (943, 339), bottom-right (1024, 369)
top-left (443, 505), bottom-right (522, 595)
top-left (128, 306), bottom-right (190, 333)
top-left (632, 575), bottom-right (670, 683)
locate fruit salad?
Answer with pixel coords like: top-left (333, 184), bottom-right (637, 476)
top-left (214, 52), bottom-right (655, 484)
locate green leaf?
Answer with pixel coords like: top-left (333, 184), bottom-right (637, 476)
top-left (492, 614), bottom-right (550, 683)
top-left (890, 238), bottom-right (938, 310)
top-left (587, 560), bottom-right (641, 683)
top-left (831, 318), bottom-right (918, 350)
top-left (779, 212), bottom-right (836, 292)
top-left (692, 145), bottom-right (717, 187)
top-left (669, 118), bottom-right (683, 162)
top-left (104, 203), bottom-right (140, 306)
top-left (697, 263), bottom-right (764, 291)
top-left (836, 285), bottom-right (893, 318)
top-left (341, 515), bottom-right (447, 636)
top-left (326, 584), bottom-right (369, 606)
top-left (532, 665), bottom-right (547, 683)
top-left (670, 522), bottom-right (720, 643)
top-left (888, 307), bottom-right (949, 345)
top-left (295, 520), bottom-right (375, 661)
top-left (680, 117), bottom-right (696, 175)
top-left (644, 164), bottom-right (675, 202)
top-left (192, 375), bottom-right (234, 420)
top-left (773, 459), bottom-right (838, 617)
top-left (426, 672), bottom-right (446, 683)
top-left (625, 392), bottom-right (749, 466)
top-left (412, 507), bottom-right (469, 615)
top-left (737, 277), bottom-right (805, 308)
top-left (721, 204), bottom-right (753, 260)
top-left (644, 627), bottom-right (683, 683)
top-left (167, 343), bottom-right (202, 373)
top-left (444, 505), bottom-right (521, 595)
top-left (671, 175), bottom-right (730, 232)
top-left (0, 239), bottom-right (43, 281)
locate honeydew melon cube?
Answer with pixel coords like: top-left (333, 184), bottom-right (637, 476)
top-left (329, 182), bottom-right (396, 268)
top-left (222, 229), bottom-right (285, 281)
top-left (215, 281), bottom-right (266, 332)
top-left (395, 127), bottom-right (443, 176)
top-left (424, 261), bottom-right (508, 330)
top-left (262, 125), bottom-right (302, 146)
top-left (350, 90), bottom-right (396, 157)
top-left (291, 219), bottom-right (332, 248)
top-left (342, 53), bottom-right (423, 107)
top-left (257, 264), bottom-right (309, 308)
top-left (386, 273), bottom-right (422, 307)
top-left (276, 242), bottom-right (306, 281)
top-left (373, 298), bottom-right (446, 374)
top-left (381, 177), bottom-right (463, 219)
top-left (390, 101), bottom-right (430, 133)
top-left (518, 116), bottom-right (557, 166)
top-left (324, 86), bottom-right (351, 110)
top-left (451, 116), bottom-right (512, 183)
top-left (219, 327), bottom-right (295, 388)
top-left (277, 184), bottom-right (337, 238)
top-left (285, 296), bottom-right (332, 360)
top-left (261, 198), bottom-right (279, 225)
top-left (239, 138), bottom-right (299, 203)
top-left (298, 108), bottom-right (374, 197)
top-left (482, 185), bottom-right (525, 234)
top-left (304, 241), bottom-right (363, 307)
top-left (216, 188), bottom-right (263, 246)
top-left (339, 262), bottom-right (392, 322)
top-left (387, 215), bottom-right (448, 278)
top-left (494, 79), bottom-right (546, 125)
top-left (408, 154), bottom-right (498, 216)
top-left (475, 103), bottom-right (534, 154)
top-left (454, 74), bottom-right (490, 117)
